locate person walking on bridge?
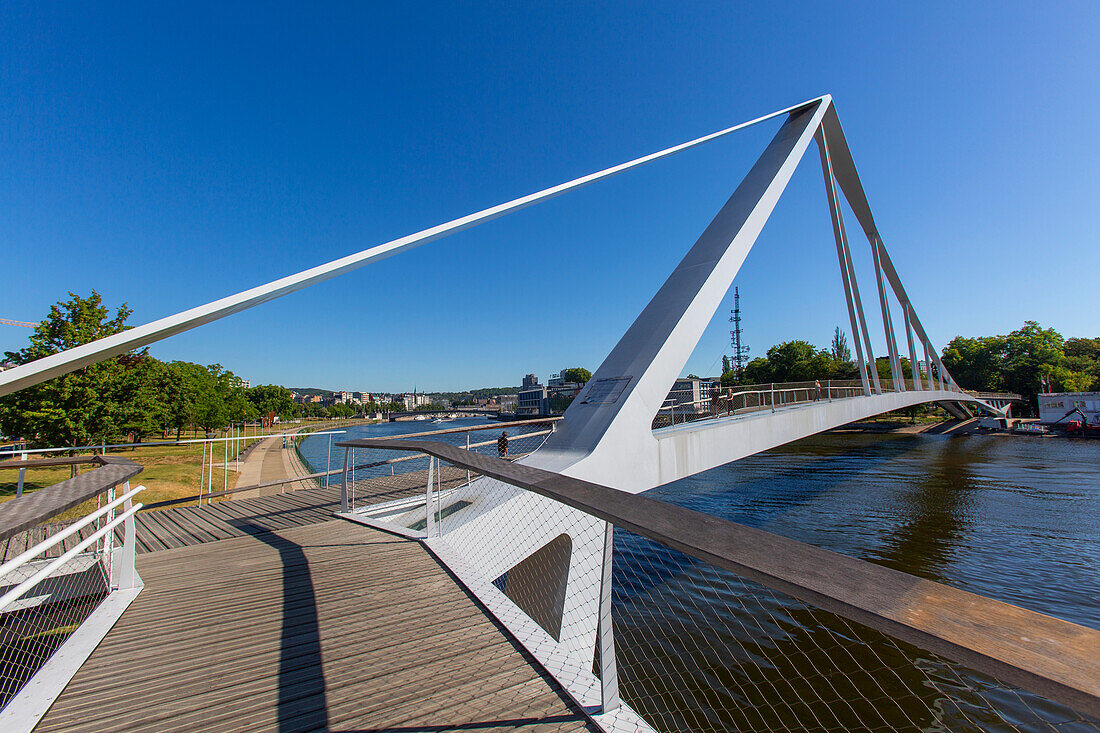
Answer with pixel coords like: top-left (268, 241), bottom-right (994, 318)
top-left (814, 379), bottom-right (822, 402)
top-left (497, 431), bottom-right (509, 458)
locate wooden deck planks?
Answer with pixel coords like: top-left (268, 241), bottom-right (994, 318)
top-left (1, 468), bottom-right (466, 562)
top-left (36, 518), bottom-right (595, 733)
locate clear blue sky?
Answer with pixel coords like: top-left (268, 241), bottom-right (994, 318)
top-left (2, 2), bottom-right (1097, 392)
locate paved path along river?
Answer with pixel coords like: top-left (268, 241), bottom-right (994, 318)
top-left (232, 429), bottom-right (313, 500)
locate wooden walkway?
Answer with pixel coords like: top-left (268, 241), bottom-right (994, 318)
top-left (36, 519), bottom-right (596, 732)
top-left (1, 467), bottom-right (465, 561)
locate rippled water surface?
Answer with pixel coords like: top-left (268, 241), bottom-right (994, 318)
top-left (650, 432), bottom-right (1100, 630)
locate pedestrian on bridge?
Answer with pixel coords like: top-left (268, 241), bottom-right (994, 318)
top-left (710, 384), bottom-right (722, 417)
top-left (814, 379), bottom-right (822, 402)
top-left (497, 431), bottom-right (509, 458)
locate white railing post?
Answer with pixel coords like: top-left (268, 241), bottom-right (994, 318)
top-left (598, 521), bottom-right (619, 713)
top-left (114, 481), bottom-right (139, 591)
top-left (340, 448), bottom-right (351, 512)
top-left (465, 431), bottom-right (471, 487)
top-left (102, 480), bottom-right (117, 570)
top-left (425, 456), bottom-right (436, 536)
top-left (325, 432), bottom-right (333, 488)
top-left (199, 441), bottom-right (206, 507)
top-left (16, 447), bottom-right (27, 498)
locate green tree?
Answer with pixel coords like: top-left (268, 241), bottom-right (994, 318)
top-left (941, 335), bottom-right (1006, 391)
top-left (721, 355), bottom-right (731, 375)
top-left (941, 321), bottom-right (1085, 407)
top-left (831, 327), bottom-right (851, 363)
top-left (1065, 337), bottom-right (1100, 362)
top-left (114, 354), bottom-right (168, 443)
top-left (1001, 321), bottom-right (1065, 399)
top-left (559, 367), bottom-right (592, 384)
top-left (0, 291), bottom-right (134, 447)
top-left (247, 384), bottom-right (294, 420)
top-left (191, 364), bottom-right (228, 432)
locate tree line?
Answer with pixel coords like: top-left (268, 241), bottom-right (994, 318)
top-left (0, 292), bottom-right (296, 448)
top-left (941, 321), bottom-right (1097, 404)
top-left (717, 321), bottom-right (1098, 409)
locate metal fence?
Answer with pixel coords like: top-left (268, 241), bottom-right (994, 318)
top-left (653, 378), bottom-right (960, 430)
top-left (0, 469), bottom-right (143, 718)
top-left (609, 529), bottom-right (1096, 732)
top-left (349, 439), bottom-right (1100, 733)
top-left (339, 420), bottom-right (558, 519)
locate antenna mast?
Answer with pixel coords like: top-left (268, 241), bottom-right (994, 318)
top-left (729, 287), bottom-right (749, 379)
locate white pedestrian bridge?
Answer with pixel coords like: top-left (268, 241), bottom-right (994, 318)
top-left (1, 95), bottom-right (1096, 732)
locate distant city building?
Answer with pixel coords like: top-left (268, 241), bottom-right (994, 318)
top-left (517, 384), bottom-right (548, 416)
top-left (519, 372), bottom-right (584, 416)
top-left (402, 392), bottom-right (431, 410)
top-left (663, 377), bottom-right (718, 420)
top-left (1038, 392), bottom-right (1100, 424)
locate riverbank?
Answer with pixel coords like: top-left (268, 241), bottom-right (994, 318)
top-left (830, 417), bottom-right (978, 435)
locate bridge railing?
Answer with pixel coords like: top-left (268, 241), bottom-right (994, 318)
top-left (335, 419), bottom-right (560, 519)
top-left (351, 438), bottom-right (1100, 733)
top-left (652, 378), bottom-right (965, 430)
top-left (0, 457), bottom-right (145, 725)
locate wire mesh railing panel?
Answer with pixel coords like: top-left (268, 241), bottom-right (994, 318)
top-left (430, 459), bottom-right (608, 665)
top-left (0, 515), bottom-right (112, 709)
top-left (609, 529), bottom-right (1100, 733)
top-left (342, 422), bottom-right (556, 515)
top-left (653, 381), bottom-right (868, 430)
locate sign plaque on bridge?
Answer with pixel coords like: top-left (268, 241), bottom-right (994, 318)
top-left (580, 376), bottom-right (632, 405)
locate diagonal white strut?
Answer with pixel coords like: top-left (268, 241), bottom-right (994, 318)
top-left (0, 97), bottom-right (825, 397)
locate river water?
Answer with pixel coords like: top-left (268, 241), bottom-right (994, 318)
top-left (301, 421), bottom-right (1100, 731)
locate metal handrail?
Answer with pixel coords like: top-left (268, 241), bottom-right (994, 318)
top-left (354, 437), bottom-right (1100, 720)
top-left (0, 485), bottom-right (143, 579)
top-left (142, 422), bottom-right (557, 510)
top-left (0, 490), bottom-right (145, 613)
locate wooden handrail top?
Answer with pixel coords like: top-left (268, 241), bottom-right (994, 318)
top-left (0, 457), bottom-right (143, 542)
top-left (0, 455), bottom-right (108, 470)
top-left (352, 437), bottom-right (1100, 720)
top-left (336, 417), bottom-right (560, 446)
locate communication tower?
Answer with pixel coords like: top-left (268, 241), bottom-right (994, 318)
top-left (729, 287), bottom-right (749, 379)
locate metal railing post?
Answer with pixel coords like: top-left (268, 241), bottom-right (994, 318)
top-left (16, 447), bottom-right (26, 498)
top-left (114, 481), bottom-right (139, 591)
top-left (325, 432), bottom-right (333, 488)
top-left (465, 431), bottom-right (471, 487)
top-left (103, 480), bottom-right (118, 580)
top-left (199, 441), bottom-right (206, 507)
top-left (425, 456), bottom-right (436, 536)
top-left (770, 383), bottom-right (775, 412)
top-left (340, 448), bottom-right (351, 512)
top-left (598, 521), bottom-right (619, 713)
